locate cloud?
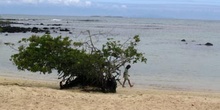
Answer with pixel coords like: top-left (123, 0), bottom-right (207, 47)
top-left (111, 4), bottom-right (127, 9)
top-left (47, 0), bottom-right (80, 5)
top-left (85, 1), bottom-right (92, 6)
top-left (0, 0), bottom-right (92, 6)
top-left (121, 5), bottom-right (127, 8)
top-left (1, 0), bottom-right (44, 4)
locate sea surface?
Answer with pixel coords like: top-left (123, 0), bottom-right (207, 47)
top-left (1, 14), bottom-right (220, 91)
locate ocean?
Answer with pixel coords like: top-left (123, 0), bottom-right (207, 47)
top-left (1, 14), bottom-right (220, 91)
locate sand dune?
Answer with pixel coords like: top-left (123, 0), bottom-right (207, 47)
top-left (0, 76), bottom-right (220, 110)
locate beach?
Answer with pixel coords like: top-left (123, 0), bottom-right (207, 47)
top-left (1, 15), bottom-right (220, 110)
top-left (1, 15), bottom-right (220, 91)
top-left (0, 76), bottom-right (220, 110)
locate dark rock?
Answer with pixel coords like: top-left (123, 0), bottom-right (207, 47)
top-left (60, 28), bottom-right (70, 32)
top-left (53, 24), bottom-right (62, 26)
top-left (31, 27), bottom-right (39, 33)
top-left (47, 24), bottom-right (62, 26)
top-left (205, 42), bottom-right (213, 46)
top-left (31, 27), bottom-right (45, 33)
top-left (197, 42), bottom-right (213, 46)
top-left (181, 39), bottom-right (186, 42)
top-left (43, 27), bottom-right (49, 30)
top-left (1, 26), bottom-right (31, 33)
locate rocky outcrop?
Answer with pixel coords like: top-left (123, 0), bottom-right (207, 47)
top-left (204, 42), bottom-right (213, 46)
top-left (181, 39), bottom-right (214, 46)
top-left (0, 26), bottom-right (71, 34)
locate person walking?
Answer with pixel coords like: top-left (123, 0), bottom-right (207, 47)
top-left (122, 65), bottom-right (133, 87)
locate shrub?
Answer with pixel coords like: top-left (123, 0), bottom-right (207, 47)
top-left (9, 31), bottom-right (147, 92)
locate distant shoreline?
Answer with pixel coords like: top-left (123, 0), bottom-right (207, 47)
top-left (1, 13), bottom-right (220, 21)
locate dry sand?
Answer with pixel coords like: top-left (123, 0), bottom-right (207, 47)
top-left (0, 76), bottom-right (220, 110)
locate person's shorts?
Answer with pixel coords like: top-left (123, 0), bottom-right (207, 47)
top-left (124, 75), bottom-right (129, 80)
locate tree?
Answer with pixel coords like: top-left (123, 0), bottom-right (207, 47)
top-left (9, 31), bottom-right (147, 93)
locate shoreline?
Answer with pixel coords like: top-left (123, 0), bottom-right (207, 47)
top-left (1, 75), bottom-right (220, 110)
top-left (0, 73), bottom-right (220, 93)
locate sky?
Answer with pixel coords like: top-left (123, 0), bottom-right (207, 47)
top-left (0, 0), bottom-right (220, 20)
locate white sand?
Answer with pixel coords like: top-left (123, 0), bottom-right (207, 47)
top-left (0, 76), bottom-right (220, 110)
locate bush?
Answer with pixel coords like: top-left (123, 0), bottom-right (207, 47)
top-left (9, 32), bottom-right (147, 93)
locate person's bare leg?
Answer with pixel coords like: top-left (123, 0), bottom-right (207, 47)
top-left (118, 79), bottom-right (123, 85)
top-left (128, 79), bottom-right (133, 87)
top-left (122, 79), bottom-right (126, 87)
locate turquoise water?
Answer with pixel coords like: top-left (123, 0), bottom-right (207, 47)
top-left (1, 15), bottom-right (220, 91)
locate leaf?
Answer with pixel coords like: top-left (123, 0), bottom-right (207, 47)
top-left (133, 35), bottom-right (140, 42)
top-left (73, 42), bottom-right (83, 47)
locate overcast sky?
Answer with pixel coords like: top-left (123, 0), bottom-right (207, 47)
top-left (0, 0), bottom-right (220, 20)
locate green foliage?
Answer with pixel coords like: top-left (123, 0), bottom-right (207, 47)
top-left (10, 32), bottom-right (147, 91)
top-left (11, 34), bottom-right (74, 74)
top-left (11, 34), bottom-right (106, 80)
top-left (101, 35), bottom-right (147, 75)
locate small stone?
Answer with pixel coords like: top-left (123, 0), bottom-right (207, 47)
top-left (181, 39), bottom-right (186, 42)
top-left (205, 42), bottom-right (213, 46)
